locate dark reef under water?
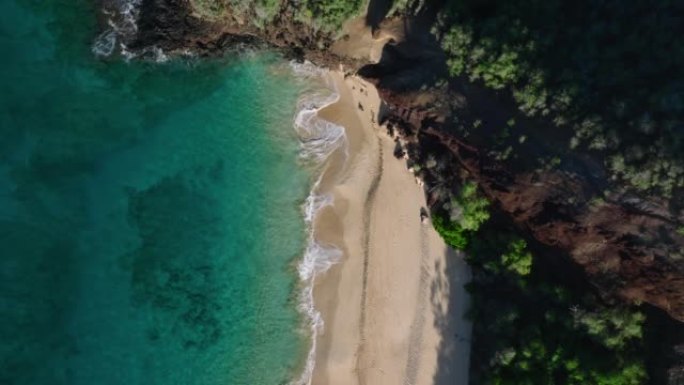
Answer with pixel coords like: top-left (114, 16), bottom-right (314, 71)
top-left (0, 1), bottom-right (311, 384)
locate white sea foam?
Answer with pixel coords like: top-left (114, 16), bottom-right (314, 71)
top-left (298, 177), bottom-right (342, 281)
top-left (294, 91), bottom-right (347, 163)
top-left (92, 0), bottom-right (145, 58)
top-left (303, 184), bottom-right (333, 224)
top-left (92, 30), bottom-right (118, 57)
top-left (290, 61), bottom-right (328, 78)
top-left (292, 62), bottom-right (349, 165)
top-left (293, 224), bottom-right (342, 385)
top-left (290, 62), bottom-right (347, 385)
top-left (121, 44), bottom-right (169, 63)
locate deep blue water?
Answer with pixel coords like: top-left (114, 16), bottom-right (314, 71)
top-left (0, 1), bottom-right (310, 384)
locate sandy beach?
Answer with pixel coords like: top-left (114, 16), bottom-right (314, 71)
top-left (308, 70), bottom-right (473, 385)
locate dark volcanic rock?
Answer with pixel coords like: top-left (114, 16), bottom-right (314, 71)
top-left (357, 30), bottom-right (684, 321)
top-left (122, 0), bottom-right (684, 323)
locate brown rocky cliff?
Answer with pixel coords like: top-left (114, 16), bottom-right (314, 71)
top-left (370, 69), bottom-right (684, 321)
top-left (422, 124), bottom-right (684, 321)
top-left (355, 16), bottom-right (684, 321)
top-left (122, 0), bottom-right (684, 322)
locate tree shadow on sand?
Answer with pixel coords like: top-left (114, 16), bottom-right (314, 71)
top-left (366, 0), bottom-right (394, 33)
top-left (430, 246), bottom-right (473, 385)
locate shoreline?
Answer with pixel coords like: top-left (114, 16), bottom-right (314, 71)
top-left (105, 0), bottom-right (684, 327)
top-left (302, 69), bottom-right (473, 385)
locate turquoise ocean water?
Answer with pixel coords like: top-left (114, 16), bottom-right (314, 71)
top-left (0, 1), bottom-right (313, 384)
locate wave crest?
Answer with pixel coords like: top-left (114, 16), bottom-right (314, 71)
top-left (290, 63), bottom-right (347, 385)
top-left (92, 0), bottom-right (141, 58)
top-left (294, 90), bottom-right (346, 163)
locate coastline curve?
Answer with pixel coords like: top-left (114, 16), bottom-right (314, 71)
top-left (290, 62), bottom-right (348, 385)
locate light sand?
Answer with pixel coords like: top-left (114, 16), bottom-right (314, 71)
top-left (331, 16), bottom-right (406, 64)
top-left (309, 71), bottom-right (473, 385)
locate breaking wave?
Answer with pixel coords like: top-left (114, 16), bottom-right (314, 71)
top-left (92, 0), bottom-right (140, 58)
top-left (92, 0), bottom-right (171, 62)
top-left (290, 62), bottom-right (347, 385)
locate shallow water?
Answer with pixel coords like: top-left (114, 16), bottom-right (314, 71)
top-left (0, 1), bottom-right (312, 384)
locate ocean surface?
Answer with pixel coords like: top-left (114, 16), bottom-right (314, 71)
top-left (0, 1), bottom-right (316, 384)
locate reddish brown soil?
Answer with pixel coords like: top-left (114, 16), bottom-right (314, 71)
top-left (124, 0), bottom-right (684, 322)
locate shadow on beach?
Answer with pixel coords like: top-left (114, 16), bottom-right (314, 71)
top-left (430, 246), bottom-right (473, 385)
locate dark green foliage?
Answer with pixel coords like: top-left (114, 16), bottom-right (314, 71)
top-left (463, 225), bottom-right (647, 385)
top-left (191, 0), bottom-right (227, 18)
top-left (189, 0), bottom-right (283, 22)
top-left (573, 308), bottom-right (645, 350)
top-left (254, 0), bottom-right (283, 21)
top-left (453, 182), bottom-right (490, 231)
top-left (438, 0), bottom-right (684, 196)
top-left (304, 0), bottom-right (365, 31)
top-left (499, 238), bottom-right (532, 276)
top-left (432, 213), bottom-right (468, 249)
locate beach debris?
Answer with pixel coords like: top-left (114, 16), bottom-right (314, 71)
top-left (393, 140), bottom-right (405, 159)
top-left (420, 207), bottom-right (429, 223)
top-left (358, 102), bottom-right (364, 111)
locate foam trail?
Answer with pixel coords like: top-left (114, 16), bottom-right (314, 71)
top-left (290, 62), bottom-right (347, 385)
top-left (121, 45), bottom-right (169, 63)
top-left (92, 30), bottom-right (117, 57)
top-left (292, 69), bottom-right (348, 164)
top-left (92, 0), bottom-right (141, 58)
top-left (93, 0), bottom-right (169, 62)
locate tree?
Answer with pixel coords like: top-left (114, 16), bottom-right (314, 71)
top-left (500, 238), bottom-right (533, 276)
top-left (432, 182), bottom-right (490, 249)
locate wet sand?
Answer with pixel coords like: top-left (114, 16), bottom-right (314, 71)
top-left (309, 71), bottom-right (473, 385)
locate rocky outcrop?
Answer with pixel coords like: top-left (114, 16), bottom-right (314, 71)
top-left (120, 0), bottom-right (684, 322)
top-left (368, 62), bottom-right (684, 321)
top-left (128, 0), bottom-right (361, 69)
top-left (421, 124), bottom-right (684, 321)
top-left (355, 25), bottom-right (684, 322)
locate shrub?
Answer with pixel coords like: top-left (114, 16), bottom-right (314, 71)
top-left (432, 182), bottom-right (490, 249)
top-left (451, 182), bottom-right (490, 231)
top-left (438, 0), bottom-right (684, 197)
top-left (500, 238), bottom-right (533, 276)
top-left (574, 308), bottom-right (645, 350)
top-left (432, 213), bottom-right (468, 249)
